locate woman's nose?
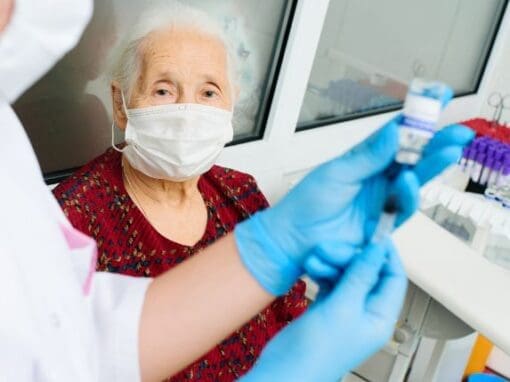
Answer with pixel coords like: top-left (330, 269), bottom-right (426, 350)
top-left (176, 90), bottom-right (195, 104)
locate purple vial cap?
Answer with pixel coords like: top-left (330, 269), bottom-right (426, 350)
top-left (494, 161), bottom-right (503, 171)
top-left (475, 152), bottom-right (486, 163)
top-left (494, 149), bottom-right (505, 161)
top-left (478, 142), bottom-right (488, 154)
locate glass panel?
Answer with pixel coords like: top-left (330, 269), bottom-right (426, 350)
top-left (298, 0), bottom-right (507, 129)
top-left (13, 0), bottom-right (289, 179)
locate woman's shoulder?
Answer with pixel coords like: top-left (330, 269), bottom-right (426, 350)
top-left (206, 165), bottom-right (259, 188)
top-left (204, 165), bottom-right (270, 213)
top-left (53, 148), bottom-right (122, 211)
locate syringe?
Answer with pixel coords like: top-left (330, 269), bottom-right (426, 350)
top-left (371, 196), bottom-right (398, 244)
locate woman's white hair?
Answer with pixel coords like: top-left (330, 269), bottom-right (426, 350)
top-left (108, 0), bottom-right (251, 105)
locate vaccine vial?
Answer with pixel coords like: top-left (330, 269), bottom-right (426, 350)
top-left (487, 160), bottom-right (503, 187)
top-left (464, 147), bottom-right (477, 174)
top-left (471, 152), bottom-right (486, 183)
top-left (479, 157), bottom-right (494, 186)
top-left (497, 164), bottom-right (510, 188)
top-left (459, 147), bottom-right (469, 170)
top-left (396, 78), bottom-right (449, 165)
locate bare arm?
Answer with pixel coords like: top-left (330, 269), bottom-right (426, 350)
top-left (0, 0), bottom-right (14, 34)
top-left (139, 233), bottom-right (273, 382)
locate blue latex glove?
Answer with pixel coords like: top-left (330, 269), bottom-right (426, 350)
top-left (302, 122), bottom-right (475, 283)
top-left (234, 118), bottom-right (474, 295)
top-left (240, 239), bottom-right (407, 382)
top-left (302, 87), bottom-right (465, 282)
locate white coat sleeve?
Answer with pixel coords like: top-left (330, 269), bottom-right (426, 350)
top-left (90, 273), bottom-right (153, 382)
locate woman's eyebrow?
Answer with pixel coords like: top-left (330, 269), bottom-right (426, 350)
top-left (150, 72), bottom-right (224, 88)
top-left (151, 76), bottom-right (175, 87)
top-left (153, 79), bottom-right (172, 84)
top-left (200, 74), bottom-right (224, 88)
top-left (204, 81), bottom-right (222, 90)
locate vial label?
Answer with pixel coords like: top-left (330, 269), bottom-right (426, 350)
top-left (396, 89), bottom-right (443, 165)
top-left (396, 128), bottom-right (431, 165)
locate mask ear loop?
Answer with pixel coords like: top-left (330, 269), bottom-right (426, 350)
top-left (112, 91), bottom-right (129, 152)
top-left (111, 122), bottom-right (124, 152)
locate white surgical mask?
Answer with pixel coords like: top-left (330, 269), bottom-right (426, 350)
top-left (0, 0), bottom-right (93, 103)
top-left (113, 101), bottom-right (234, 181)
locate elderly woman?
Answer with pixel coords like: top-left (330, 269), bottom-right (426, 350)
top-left (53, 2), bottom-right (306, 381)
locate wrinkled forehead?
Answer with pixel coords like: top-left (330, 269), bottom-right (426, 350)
top-left (136, 25), bottom-right (231, 86)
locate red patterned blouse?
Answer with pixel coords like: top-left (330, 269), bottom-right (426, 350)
top-left (53, 148), bottom-right (307, 381)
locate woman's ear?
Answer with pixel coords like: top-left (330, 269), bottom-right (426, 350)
top-left (111, 81), bottom-right (127, 130)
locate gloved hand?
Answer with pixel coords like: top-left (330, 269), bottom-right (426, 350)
top-left (240, 240), bottom-right (407, 382)
top-left (301, 86), bottom-right (461, 282)
top-left (234, 117), bottom-right (474, 295)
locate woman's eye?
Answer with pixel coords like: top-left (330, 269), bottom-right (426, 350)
top-left (156, 89), bottom-right (170, 96)
top-left (204, 90), bottom-right (217, 98)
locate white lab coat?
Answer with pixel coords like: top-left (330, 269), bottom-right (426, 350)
top-left (0, 1), bottom-right (152, 379)
top-left (0, 102), bottom-right (152, 380)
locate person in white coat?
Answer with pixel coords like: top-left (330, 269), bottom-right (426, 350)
top-left (0, 0), bottom-right (474, 381)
